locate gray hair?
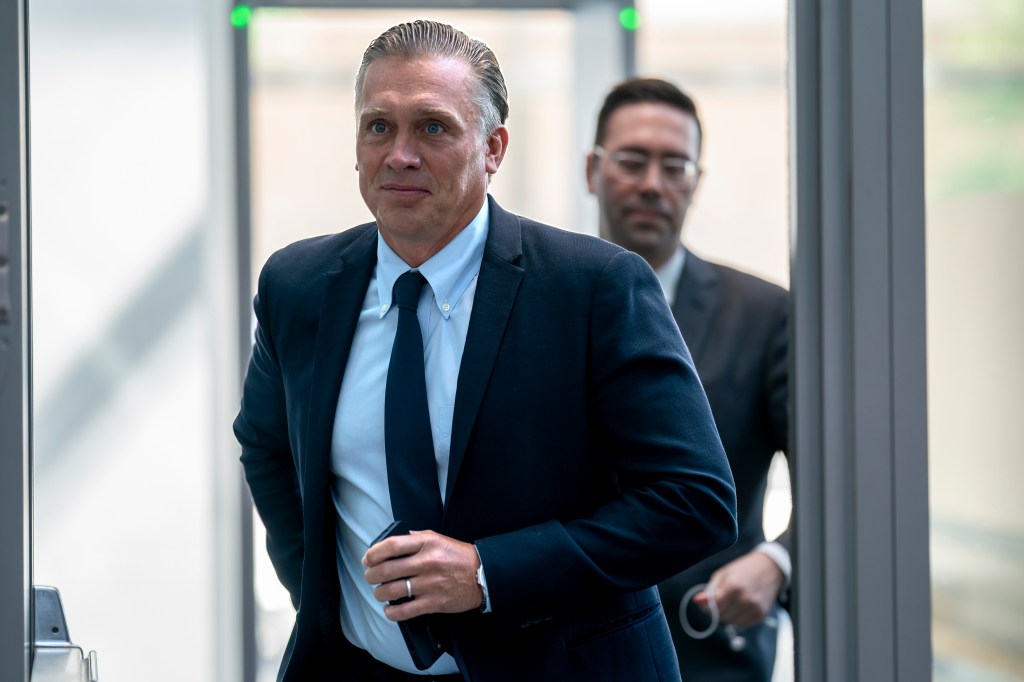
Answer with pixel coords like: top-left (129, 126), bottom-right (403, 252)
top-left (354, 20), bottom-right (509, 137)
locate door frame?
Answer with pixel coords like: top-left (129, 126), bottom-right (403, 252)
top-left (789, 0), bottom-right (932, 679)
top-left (0, 0), bottom-right (32, 679)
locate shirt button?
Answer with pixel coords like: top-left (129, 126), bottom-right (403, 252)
top-left (442, 302), bottom-right (450, 313)
top-left (381, 304), bottom-right (389, 314)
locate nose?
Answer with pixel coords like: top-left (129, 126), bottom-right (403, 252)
top-left (386, 131), bottom-right (421, 170)
top-left (635, 160), bottom-right (666, 195)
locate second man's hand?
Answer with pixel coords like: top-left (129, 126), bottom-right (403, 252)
top-left (693, 550), bottom-right (784, 629)
top-left (363, 529), bottom-right (483, 621)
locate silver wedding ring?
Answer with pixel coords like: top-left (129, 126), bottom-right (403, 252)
top-left (405, 578), bottom-right (413, 600)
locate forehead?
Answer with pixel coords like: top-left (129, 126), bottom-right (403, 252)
top-left (357, 55), bottom-right (476, 115)
top-left (603, 102), bottom-right (700, 155)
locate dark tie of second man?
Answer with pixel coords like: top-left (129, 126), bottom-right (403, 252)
top-left (385, 270), bottom-right (444, 531)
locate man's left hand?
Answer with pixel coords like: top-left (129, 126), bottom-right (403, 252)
top-left (692, 550), bottom-right (784, 629)
top-left (362, 530), bottom-right (483, 621)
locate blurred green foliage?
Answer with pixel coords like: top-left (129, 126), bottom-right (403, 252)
top-left (927, 0), bottom-right (1024, 198)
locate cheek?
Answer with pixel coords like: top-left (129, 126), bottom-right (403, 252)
top-left (606, 181), bottom-right (634, 209)
top-left (356, 168), bottom-right (374, 205)
top-left (449, 157), bottom-right (484, 189)
top-left (670, 192), bottom-right (694, 214)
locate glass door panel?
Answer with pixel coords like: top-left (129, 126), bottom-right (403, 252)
top-left (28, 2), bottom-right (241, 681)
top-left (925, 1), bottom-right (1024, 679)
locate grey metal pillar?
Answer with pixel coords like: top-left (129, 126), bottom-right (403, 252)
top-left (790, 0), bottom-right (932, 680)
top-left (0, 0), bottom-right (32, 680)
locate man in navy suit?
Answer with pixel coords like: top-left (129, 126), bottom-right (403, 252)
top-left (235, 21), bottom-right (737, 682)
top-left (587, 78), bottom-right (790, 681)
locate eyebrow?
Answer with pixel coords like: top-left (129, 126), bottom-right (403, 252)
top-left (357, 106), bottom-right (459, 125)
top-left (417, 106), bottom-right (458, 121)
top-left (617, 146), bottom-right (695, 162)
top-left (358, 107), bottom-right (389, 122)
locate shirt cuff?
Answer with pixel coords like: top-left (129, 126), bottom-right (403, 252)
top-left (473, 545), bottom-right (491, 613)
top-left (755, 541), bottom-right (792, 589)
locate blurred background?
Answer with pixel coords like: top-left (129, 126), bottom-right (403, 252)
top-left (23, 0), bottom-right (1021, 680)
top-left (925, 2), bottom-right (1024, 681)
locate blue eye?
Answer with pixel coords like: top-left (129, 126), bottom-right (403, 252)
top-left (424, 122), bottom-right (444, 135)
top-left (370, 122), bottom-right (387, 134)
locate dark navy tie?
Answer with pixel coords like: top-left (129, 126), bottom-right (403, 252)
top-left (385, 271), bottom-right (443, 531)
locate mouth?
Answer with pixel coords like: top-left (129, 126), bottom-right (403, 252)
top-left (624, 207), bottom-right (669, 224)
top-left (382, 180), bottom-right (434, 201)
top-left (381, 183), bottom-right (429, 198)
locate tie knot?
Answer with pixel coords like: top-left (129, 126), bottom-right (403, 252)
top-left (393, 270), bottom-right (427, 311)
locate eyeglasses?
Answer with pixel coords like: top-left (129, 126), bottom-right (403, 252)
top-left (593, 146), bottom-right (699, 190)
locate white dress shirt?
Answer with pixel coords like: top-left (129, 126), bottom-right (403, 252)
top-left (330, 202), bottom-right (489, 674)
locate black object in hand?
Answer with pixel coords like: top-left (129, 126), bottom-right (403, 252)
top-left (370, 520), bottom-right (445, 670)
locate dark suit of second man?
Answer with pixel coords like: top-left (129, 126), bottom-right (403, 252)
top-left (588, 78), bottom-right (790, 681)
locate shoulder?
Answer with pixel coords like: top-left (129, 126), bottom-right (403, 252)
top-left (266, 223), bottom-right (374, 270)
top-left (696, 253), bottom-right (788, 309)
top-left (515, 214), bottom-right (648, 277)
top-left (487, 197), bottom-right (643, 277)
top-left (263, 223), bottom-right (375, 274)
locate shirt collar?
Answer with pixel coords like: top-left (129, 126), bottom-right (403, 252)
top-left (376, 199), bottom-right (490, 320)
top-left (655, 244), bottom-right (686, 306)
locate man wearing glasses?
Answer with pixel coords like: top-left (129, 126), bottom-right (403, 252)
top-left (587, 78), bottom-right (791, 681)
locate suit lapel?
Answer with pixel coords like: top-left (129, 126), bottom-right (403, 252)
top-left (303, 227), bottom-right (378, 501)
top-left (444, 198), bottom-right (524, 507)
top-left (671, 249), bottom-right (721, 365)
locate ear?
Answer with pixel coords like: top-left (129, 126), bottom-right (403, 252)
top-left (585, 153), bottom-right (598, 194)
top-left (691, 166), bottom-right (705, 198)
top-left (484, 126), bottom-right (509, 174)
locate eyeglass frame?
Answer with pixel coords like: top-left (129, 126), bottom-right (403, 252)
top-left (592, 146), bottom-right (701, 191)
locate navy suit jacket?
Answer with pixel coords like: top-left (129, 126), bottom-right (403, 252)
top-left (658, 250), bottom-right (789, 681)
top-left (234, 198), bottom-right (738, 681)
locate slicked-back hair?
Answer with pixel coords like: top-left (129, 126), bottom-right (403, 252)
top-left (594, 78), bottom-right (703, 157)
top-left (355, 20), bottom-right (509, 137)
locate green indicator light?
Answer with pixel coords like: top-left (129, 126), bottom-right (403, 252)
top-left (619, 8), bottom-right (641, 31)
top-left (231, 5), bottom-right (253, 29)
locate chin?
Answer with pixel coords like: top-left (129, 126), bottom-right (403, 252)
top-left (625, 224), bottom-right (668, 246)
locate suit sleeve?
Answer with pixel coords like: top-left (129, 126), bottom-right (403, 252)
top-left (234, 259), bottom-right (304, 608)
top-left (476, 249), bottom-right (738, 621)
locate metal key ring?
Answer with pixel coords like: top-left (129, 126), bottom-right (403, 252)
top-left (679, 582), bottom-right (718, 640)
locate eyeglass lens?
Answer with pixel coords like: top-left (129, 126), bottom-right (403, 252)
top-left (609, 151), bottom-right (696, 188)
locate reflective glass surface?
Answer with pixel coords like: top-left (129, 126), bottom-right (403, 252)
top-left (29, 2), bottom-right (239, 681)
top-left (925, 1), bottom-right (1024, 679)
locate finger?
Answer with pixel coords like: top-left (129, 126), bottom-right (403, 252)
top-left (713, 588), bottom-right (743, 620)
top-left (363, 533), bottom-right (424, 568)
top-left (364, 554), bottom-right (417, 586)
top-left (716, 601), bottom-right (744, 625)
top-left (717, 597), bottom-right (764, 628)
top-left (721, 608), bottom-right (760, 629)
top-left (372, 576), bottom-right (416, 604)
top-left (383, 592), bottom-right (437, 622)
top-left (363, 535), bottom-right (432, 584)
